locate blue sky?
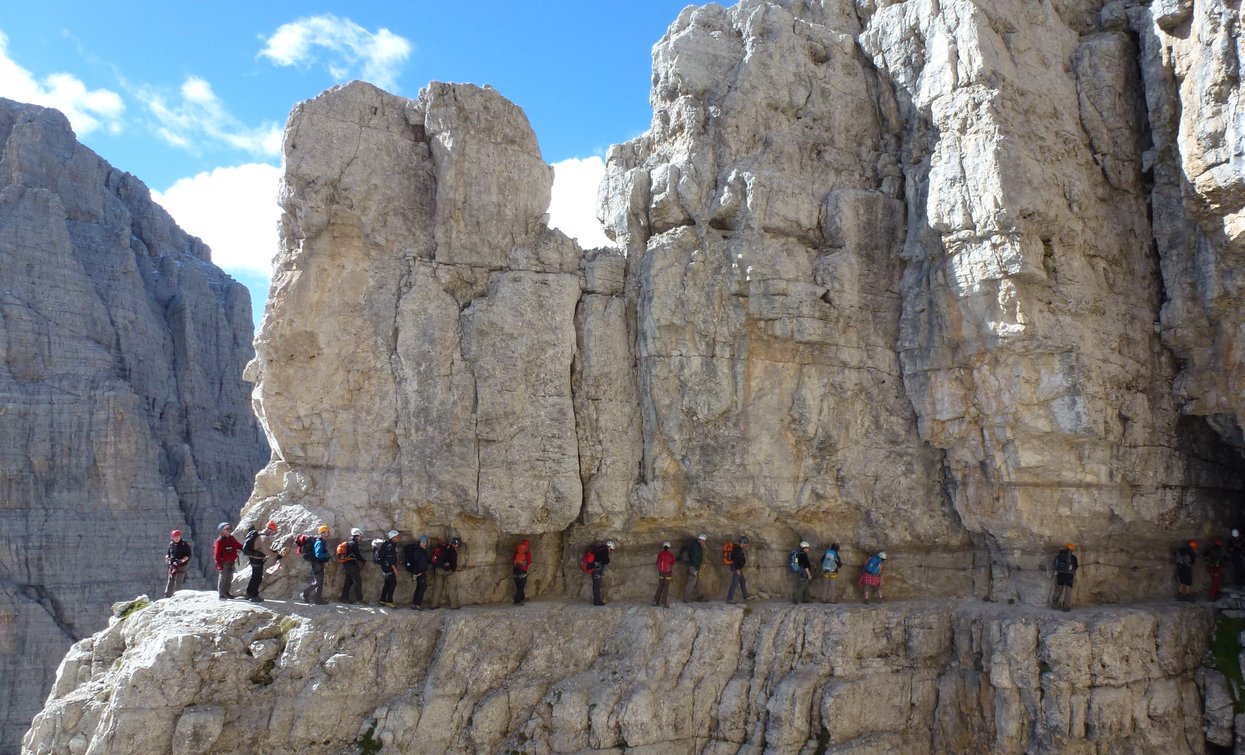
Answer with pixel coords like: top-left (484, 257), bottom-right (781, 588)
top-left (1, 2), bottom-right (696, 325)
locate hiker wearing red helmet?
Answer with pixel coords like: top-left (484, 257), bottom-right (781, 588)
top-left (164, 529), bottom-right (192, 598)
top-left (1175, 539), bottom-right (1198, 599)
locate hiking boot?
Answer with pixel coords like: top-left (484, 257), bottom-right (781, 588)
top-left (380, 602), bottom-right (396, 608)
top-left (247, 596), bottom-right (264, 603)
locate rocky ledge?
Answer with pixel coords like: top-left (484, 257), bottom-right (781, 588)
top-left (24, 594), bottom-right (1211, 754)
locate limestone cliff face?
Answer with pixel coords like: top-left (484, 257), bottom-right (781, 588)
top-left (0, 99), bottom-right (267, 749)
top-left (23, 0), bottom-right (1245, 752)
top-left (22, 595), bottom-right (1212, 754)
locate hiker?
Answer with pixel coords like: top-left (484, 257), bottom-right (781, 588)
top-left (792, 541), bottom-right (813, 604)
top-left (654, 541), bottom-right (676, 608)
top-left (820, 542), bottom-right (843, 603)
top-left (429, 537), bottom-right (463, 609)
top-left (589, 539), bottom-right (616, 606)
top-left (1229, 529), bottom-right (1245, 586)
top-left (512, 539), bottom-right (531, 605)
top-left (300, 525), bottom-right (331, 605)
top-left (404, 535), bottom-right (431, 609)
top-left (1208, 538), bottom-right (1227, 601)
top-left (1050, 543), bottom-right (1078, 611)
top-left (1174, 539), bottom-right (1198, 599)
top-left (213, 523), bottom-right (242, 600)
top-left (726, 536), bottom-right (750, 604)
top-left (377, 530), bottom-right (400, 607)
top-left (164, 529), bottom-right (192, 597)
top-left (860, 551), bottom-right (886, 603)
top-left (338, 528), bottom-right (365, 604)
top-left (243, 521), bottom-right (281, 603)
top-left (679, 534), bottom-right (707, 602)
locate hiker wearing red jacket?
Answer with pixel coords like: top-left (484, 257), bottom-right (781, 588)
top-left (213, 522), bottom-right (243, 600)
top-left (512, 540), bottom-right (531, 605)
top-left (653, 541), bottom-right (676, 608)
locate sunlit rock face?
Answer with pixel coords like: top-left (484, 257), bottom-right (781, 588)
top-left (22, 596), bottom-right (1212, 754)
top-left (0, 98), bottom-right (266, 750)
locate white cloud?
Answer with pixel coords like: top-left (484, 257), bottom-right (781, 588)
top-left (260, 15), bottom-right (411, 91)
top-left (0, 31), bottom-right (124, 135)
top-left (548, 156), bottom-right (612, 250)
top-left (153, 163), bottom-right (282, 279)
top-left (139, 76), bottom-right (283, 157)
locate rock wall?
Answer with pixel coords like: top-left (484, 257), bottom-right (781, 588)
top-left (23, 595), bottom-right (1212, 754)
top-left (0, 99), bottom-right (267, 749)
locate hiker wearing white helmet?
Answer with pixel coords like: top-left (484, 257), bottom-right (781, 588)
top-left (587, 539), bottom-right (616, 606)
top-left (792, 541), bottom-right (813, 604)
top-left (377, 530), bottom-right (401, 607)
top-left (164, 529), bottom-right (192, 598)
top-left (337, 528), bottom-right (365, 604)
top-left (679, 534), bottom-right (708, 603)
top-left (860, 550), bottom-right (887, 603)
top-left (653, 541), bottom-right (676, 608)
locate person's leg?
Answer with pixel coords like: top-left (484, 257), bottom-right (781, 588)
top-left (592, 571), bottom-right (604, 605)
top-left (727, 572), bottom-right (738, 602)
top-left (246, 560), bottom-right (264, 599)
top-left (448, 575), bottom-right (460, 609)
top-left (413, 573), bottom-right (427, 607)
top-left (165, 571), bottom-right (177, 598)
top-left (683, 569), bottom-right (699, 602)
top-left (313, 564), bottom-right (326, 603)
top-left (740, 573), bottom-right (749, 600)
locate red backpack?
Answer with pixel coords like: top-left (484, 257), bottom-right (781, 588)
top-left (580, 547), bottom-right (596, 573)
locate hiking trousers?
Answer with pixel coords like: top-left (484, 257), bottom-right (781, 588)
top-left (430, 571), bottom-right (458, 609)
top-left (683, 567), bottom-right (701, 602)
top-left (654, 574), bottom-right (672, 607)
top-left (217, 562), bottom-right (235, 598)
top-left (340, 562), bottom-right (363, 602)
top-left (793, 575), bottom-right (812, 604)
top-left (411, 572), bottom-right (427, 607)
top-left (165, 568), bottom-right (186, 598)
top-left (592, 568), bottom-right (606, 606)
top-left (380, 566), bottom-right (397, 603)
top-left (1051, 583), bottom-right (1072, 610)
top-left (513, 572), bottom-right (527, 604)
top-left (245, 557), bottom-right (265, 598)
top-left (727, 570), bottom-right (749, 602)
top-left (821, 572), bottom-right (839, 602)
top-left (301, 562), bottom-right (326, 603)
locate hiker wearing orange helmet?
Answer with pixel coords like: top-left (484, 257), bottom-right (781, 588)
top-left (164, 529), bottom-right (192, 598)
top-left (1050, 543), bottom-right (1078, 612)
top-left (1175, 539), bottom-right (1198, 599)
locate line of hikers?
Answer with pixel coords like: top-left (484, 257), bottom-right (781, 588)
top-left (171, 525), bottom-right (894, 608)
top-left (169, 525), bottom-right (1239, 610)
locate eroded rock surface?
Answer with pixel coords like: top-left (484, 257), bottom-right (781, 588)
top-left (0, 99), bottom-right (266, 749)
top-left (23, 595), bottom-right (1211, 754)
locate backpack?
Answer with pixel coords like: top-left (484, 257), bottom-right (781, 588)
top-left (822, 549), bottom-right (839, 573)
top-left (296, 534), bottom-right (316, 562)
top-left (242, 528), bottom-right (259, 557)
top-left (864, 555), bottom-right (883, 575)
top-left (336, 541), bottom-right (350, 562)
top-left (1175, 548), bottom-right (1194, 567)
top-left (722, 542), bottom-right (734, 565)
top-left (788, 548), bottom-right (802, 574)
top-left (580, 547), bottom-right (596, 573)
top-left (431, 545), bottom-right (447, 570)
top-left (371, 538), bottom-right (386, 564)
top-left (1054, 549), bottom-right (1072, 574)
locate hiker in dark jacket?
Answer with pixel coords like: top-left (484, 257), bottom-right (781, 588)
top-left (1229, 529), bottom-right (1245, 587)
top-left (1175, 540), bottom-right (1198, 599)
top-left (377, 530), bottom-right (400, 607)
top-left (512, 540), bottom-right (532, 605)
top-left (1050, 543), bottom-right (1078, 611)
top-left (213, 523), bottom-right (242, 600)
top-left (164, 530), bottom-right (192, 598)
top-left (244, 521), bottom-right (281, 603)
top-left (681, 534), bottom-right (706, 603)
top-left (404, 535), bottom-right (430, 609)
top-left (339, 528), bottom-right (365, 604)
top-left (792, 541), bottom-right (813, 604)
top-left (591, 540), bottom-right (615, 606)
top-left (726, 536), bottom-right (750, 604)
top-left (429, 537), bottom-right (463, 609)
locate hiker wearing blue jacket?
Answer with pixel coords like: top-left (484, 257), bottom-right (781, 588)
top-left (300, 525), bottom-right (331, 605)
top-left (820, 543), bottom-right (843, 603)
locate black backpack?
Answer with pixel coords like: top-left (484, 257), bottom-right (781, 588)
top-left (296, 534), bottom-right (316, 562)
top-left (1053, 549), bottom-right (1072, 574)
top-left (242, 528), bottom-right (259, 557)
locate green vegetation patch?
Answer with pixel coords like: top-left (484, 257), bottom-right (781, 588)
top-left (118, 598), bottom-right (150, 621)
top-left (356, 720), bottom-right (382, 754)
top-left (1209, 613), bottom-right (1245, 713)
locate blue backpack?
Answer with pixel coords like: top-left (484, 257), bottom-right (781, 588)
top-left (864, 555), bottom-right (883, 575)
top-left (822, 549), bottom-right (839, 573)
top-left (787, 549), bottom-right (802, 574)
